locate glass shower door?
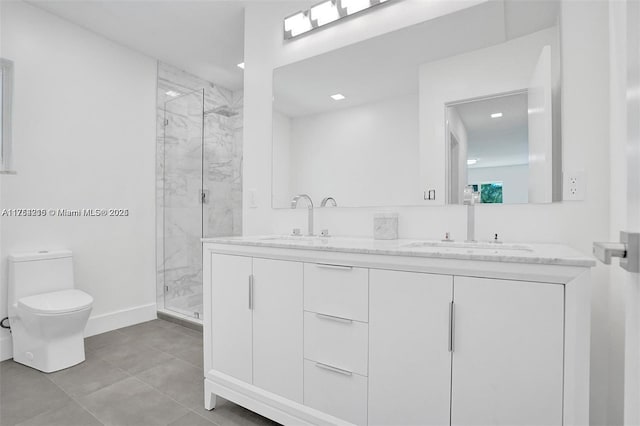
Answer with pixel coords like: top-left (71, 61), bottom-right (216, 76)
top-left (162, 89), bottom-right (204, 319)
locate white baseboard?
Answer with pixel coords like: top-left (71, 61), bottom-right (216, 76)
top-left (84, 303), bottom-right (157, 337)
top-left (0, 303), bottom-right (157, 361)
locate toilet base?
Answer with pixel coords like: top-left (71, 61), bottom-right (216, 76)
top-left (10, 306), bottom-right (91, 373)
top-left (13, 330), bottom-right (87, 373)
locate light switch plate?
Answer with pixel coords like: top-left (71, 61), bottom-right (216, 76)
top-left (563, 170), bottom-right (585, 201)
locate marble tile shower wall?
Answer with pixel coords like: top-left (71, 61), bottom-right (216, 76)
top-left (156, 62), bottom-right (243, 318)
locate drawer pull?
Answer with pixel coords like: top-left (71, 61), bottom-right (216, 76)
top-left (315, 263), bottom-right (353, 271)
top-left (315, 312), bottom-right (353, 324)
top-left (315, 362), bottom-right (353, 376)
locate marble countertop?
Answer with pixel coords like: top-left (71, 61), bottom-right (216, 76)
top-left (202, 235), bottom-right (596, 268)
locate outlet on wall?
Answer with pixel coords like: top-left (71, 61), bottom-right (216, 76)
top-left (563, 170), bottom-right (585, 201)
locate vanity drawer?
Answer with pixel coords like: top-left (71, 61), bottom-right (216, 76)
top-left (304, 359), bottom-right (368, 426)
top-left (304, 311), bottom-right (368, 376)
top-left (304, 263), bottom-right (368, 322)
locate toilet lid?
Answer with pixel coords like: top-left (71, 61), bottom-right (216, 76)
top-left (18, 289), bottom-right (93, 314)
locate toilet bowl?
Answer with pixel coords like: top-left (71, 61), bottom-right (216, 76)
top-left (8, 251), bottom-right (93, 373)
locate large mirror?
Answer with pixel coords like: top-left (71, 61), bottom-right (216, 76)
top-left (272, 1), bottom-right (562, 208)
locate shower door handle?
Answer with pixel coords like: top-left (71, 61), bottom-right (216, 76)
top-left (200, 189), bottom-right (209, 204)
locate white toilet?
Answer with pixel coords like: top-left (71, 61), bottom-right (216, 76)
top-left (8, 250), bottom-right (93, 373)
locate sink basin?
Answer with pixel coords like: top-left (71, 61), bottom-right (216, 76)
top-left (256, 235), bottom-right (331, 243)
top-left (402, 241), bottom-right (534, 256)
top-left (403, 241), bottom-right (533, 251)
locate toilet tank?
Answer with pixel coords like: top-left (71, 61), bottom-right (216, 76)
top-left (8, 250), bottom-right (74, 305)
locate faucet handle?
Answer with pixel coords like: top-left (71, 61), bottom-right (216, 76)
top-left (292, 228), bottom-right (301, 236)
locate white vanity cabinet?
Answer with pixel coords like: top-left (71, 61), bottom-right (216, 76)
top-left (208, 253), bottom-right (303, 403)
top-left (368, 269), bottom-right (453, 426)
top-left (450, 277), bottom-right (564, 426)
top-left (203, 239), bottom-right (593, 426)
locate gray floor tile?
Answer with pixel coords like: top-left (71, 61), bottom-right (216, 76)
top-left (136, 358), bottom-right (202, 410)
top-left (85, 330), bottom-right (137, 351)
top-left (167, 411), bottom-right (216, 426)
top-left (48, 356), bottom-right (129, 398)
top-left (173, 341), bottom-right (204, 370)
top-left (0, 361), bottom-right (70, 426)
top-left (118, 320), bottom-right (171, 336)
top-left (77, 376), bottom-right (189, 426)
top-left (193, 397), bottom-right (280, 426)
top-left (0, 320), bottom-right (272, 426)
top-left (91, 339), bottom-right (174, 375)
top-left (15, 399), bottom-right (102, 426)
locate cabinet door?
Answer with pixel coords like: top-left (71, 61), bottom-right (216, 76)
top-left (369, 269), bottom-right (453, 426)
top-left (451, 277), bottom-right (564, 426)
top-left (252, 258), bottom-right (303, 402)
top-left (210, 253), bottom-right (252, 383)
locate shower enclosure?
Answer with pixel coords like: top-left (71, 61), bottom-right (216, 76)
top-left (157, 63), bottom-right (242, 322)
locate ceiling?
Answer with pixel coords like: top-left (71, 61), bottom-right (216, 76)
top-left (27, 0), bottom-right (246, 91)
top-left (273, 0), bottom-right (559, 117)
top-left (453, 92), bottom-right (529, 168)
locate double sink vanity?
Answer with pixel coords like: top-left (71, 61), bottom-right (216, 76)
top-left (203, 2), bottom-right (595, 424)
top-left (202, 235), bottom-right (594, 426)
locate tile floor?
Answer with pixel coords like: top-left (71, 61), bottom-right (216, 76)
top-left (0, 319), bottom-right (279, 426)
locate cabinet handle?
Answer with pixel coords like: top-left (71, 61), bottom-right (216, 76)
top-left (315, 362), bottom-right (353, 376)
top-left (248, 275), bottom-right (254, 310)
top-left (315, 263), bottom-right (353, 271)
top-left (315, 312), bottom-right (353, 324)
top-left (448, 301), bottom-right (455, 352)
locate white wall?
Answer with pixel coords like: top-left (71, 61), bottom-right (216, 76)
top-left (276, 94), bottom-right (419, 208)
top-left (0, 1), bottom-right (158, 360)
top-left (419, 27), bottom-right (558, 205)
top-left (468, 165), bottom-right (529, 204)
top-left (243, 1), bottom-right (616, 423)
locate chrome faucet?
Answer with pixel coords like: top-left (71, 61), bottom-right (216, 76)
top-left (320, 197), bottom-right (337, 207)
top-left (463, 186), bottom-right (480, 242)
top-left (291, 194), bottom-right (314, 236)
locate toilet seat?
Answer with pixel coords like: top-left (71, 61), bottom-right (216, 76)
top-left (18, 289), bottom-right (93, 314)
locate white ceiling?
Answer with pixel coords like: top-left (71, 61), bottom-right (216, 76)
top-left (273, 0), bottom-right (559, 117)
top-left (452, 92), bottom-right (529, 168)
top-left (27, 0), bottom-right (246, 91)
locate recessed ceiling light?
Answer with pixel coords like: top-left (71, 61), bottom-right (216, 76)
top-left (467, 159), bottom-right (478, 165)
top-left (237, 62), bottom-right (245, 70)
top-left (330, 93), bottom-right (346, 100)
top-left (165, 90), bottom-right (180, 97)
top-left (491, 112), bottom-right (503, 118)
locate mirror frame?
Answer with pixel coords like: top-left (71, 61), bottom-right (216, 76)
top-left (1, 58), bottom-right (14, 173)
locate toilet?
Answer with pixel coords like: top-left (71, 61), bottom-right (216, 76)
top-left (8, 250), bottom-right (93, 373)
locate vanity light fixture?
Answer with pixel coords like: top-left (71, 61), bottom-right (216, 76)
top-left (330, 93), bottom-right (346, 100)
top-left (310, 0), bottom-right (340, 26)
top-left (237, 62), bottom-right (245, 70)
top-left (284, 11), bottom-right (313, 39)
top-left (467, 159), bottom-right (478, 165)
top-left (165, 90), bottom-right (180, 97)
top-left (491, 112), bottom-right (503, 118)
top-left (284, 0), bottom-right (393, 40)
